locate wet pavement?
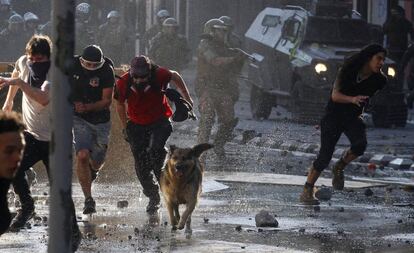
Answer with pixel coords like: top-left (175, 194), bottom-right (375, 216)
top-left (1, 179), bottom-right (413, 252)
top-left (1, 64), bottom-right (414, 252)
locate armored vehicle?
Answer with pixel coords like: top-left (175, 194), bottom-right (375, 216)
top-left (245, 2), bottom-right (407, 127)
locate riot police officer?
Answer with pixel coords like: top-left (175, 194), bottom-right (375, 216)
top-left (218, 16), bottom-right (243, 49)
top-left (149, 17), bottom-right (191, 72)
top-left (219, 15), bottom-right (244, 103)
top-left (142, 9), bottom-right (170, 53)
top-left (75, 2), bottom-right (95, 54)
top-left (0, 14), bottom-right (29, 62)
top-left (98, 10), bottom-right (130, 66)
top-left (23, 12), bottom-right (40, 35)
top-left (0, 0), bottom-right (16, 31)
top-left (196, 18), bottom-right (246, 159)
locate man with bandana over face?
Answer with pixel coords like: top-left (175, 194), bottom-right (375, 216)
top-left (0, 35), bottom-right (81, 251)
top-left (70, 44), bottom-right (115, 215)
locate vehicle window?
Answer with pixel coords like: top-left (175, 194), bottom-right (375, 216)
top-left (261, 15), bottom-right (281, 27)
top-left (304, 18), bottom-right (338, 43)
top-left (304, 17), bottom-right (371, 46)
top-left (283, 19), bottom-right (301, 43)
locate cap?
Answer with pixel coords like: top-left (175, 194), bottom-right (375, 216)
top-left (130, 56), bottom-right (151, 78)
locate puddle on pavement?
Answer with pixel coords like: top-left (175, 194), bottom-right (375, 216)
top-left (165, 239), bottom-right (312, 253)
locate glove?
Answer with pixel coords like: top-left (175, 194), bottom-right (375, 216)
top-left (122, 128), bottom-right (129, 143)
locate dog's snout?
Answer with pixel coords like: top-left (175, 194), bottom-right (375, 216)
top-left (176, 164), bottom-right (186, 171)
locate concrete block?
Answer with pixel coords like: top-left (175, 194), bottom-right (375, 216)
top-left (369, 154), bottom-right (395, 166)
top-left (388, 158), bottom-right (413, 170)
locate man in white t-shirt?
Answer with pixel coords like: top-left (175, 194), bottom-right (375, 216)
top-left (0, 35), bottom-right (81, 251)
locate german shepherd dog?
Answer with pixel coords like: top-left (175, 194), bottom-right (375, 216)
top-left (160, 143), bottom-right (213, 231)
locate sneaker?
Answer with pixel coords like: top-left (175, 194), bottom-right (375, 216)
top-left (299, 185), bottom-right (320, 205)
top-left (9, 205), bottom-right (35, 232)
top-left (332, 159), bottom-right (346, 190)
top-left (83, 197), bottom-right (96, 214)
top-left (146, 196), bottom-right (160, 214)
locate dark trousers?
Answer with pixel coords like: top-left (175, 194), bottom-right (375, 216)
top-left (13, 132), bottom-right (49, 207)
top-left (197, 90), bottom-right (238, 147)
top-left (313, 114), bottom-right (367, 172)
top-left (0, 179), bottom-right (11, 235)
top-left (12, 131), bottom-right (79, 231)
top-left (126, 117), bottom-right (172, 199)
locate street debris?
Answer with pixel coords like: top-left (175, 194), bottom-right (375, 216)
top-left (255, 210), bottom-right (278, 227)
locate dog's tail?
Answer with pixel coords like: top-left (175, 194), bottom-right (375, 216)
top-left (191, 143), bottom-right (213, 158)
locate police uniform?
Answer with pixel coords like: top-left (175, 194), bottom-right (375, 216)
top-left (75, 20), bottom-right (95, 54)
top-left (195, 36), bottom-right (244, 156)
top-left (0, 15), bottom-right (29, 62)
top-left (98, 22), bottom-right (129, 66)
top-left (149, 31), bottom-right (191, 72)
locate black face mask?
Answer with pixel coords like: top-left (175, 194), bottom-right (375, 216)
top-left (27, 61), bottom-right (51, 88)
top-left (132, 81), bottom-right (150, 92)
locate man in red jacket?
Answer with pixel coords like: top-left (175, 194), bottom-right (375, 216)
top-left (114, 55), bottom-right (193, 215)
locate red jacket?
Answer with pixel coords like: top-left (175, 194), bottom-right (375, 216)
top-left (115, 67), bottom-right (173, 125)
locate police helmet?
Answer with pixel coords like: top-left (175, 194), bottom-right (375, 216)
top-left (162, 17), bottom-right (178, 27)
top-left (107, 10), bottom-right (120, 19)
top-left (156, 9), bottom-right (170, 19)
top-left (203, 18), bottom-right (227, 36)
top-left (219, 16), bottom-right (233, 28)
top-left (24, 12), bottom-right (39, 23)
top-left (0, 0), bottom-right (11, 5)
top-left (8, 14), bottom-right (24, 24)
top-left (80, 45), bottom-right (105, 71)
top-left (76, 2), bottom-right (91, 16)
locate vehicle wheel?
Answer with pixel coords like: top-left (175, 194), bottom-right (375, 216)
top-left (250, 85), bottom-right (273, 120)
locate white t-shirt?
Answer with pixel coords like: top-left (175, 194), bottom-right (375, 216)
top-left (15, 55), bottom-right (51, 142)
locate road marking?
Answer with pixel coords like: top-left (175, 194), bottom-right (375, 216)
top-left (206, 172), bottom-right (385, 188)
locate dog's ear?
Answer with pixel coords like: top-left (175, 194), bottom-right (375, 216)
top-left (190, 143), bottom-right (213, 158)
top-left (169, 145), bottom-right (177, 155)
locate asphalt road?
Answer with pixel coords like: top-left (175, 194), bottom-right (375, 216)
top-left (1, 64), bottom-right (414, 252)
